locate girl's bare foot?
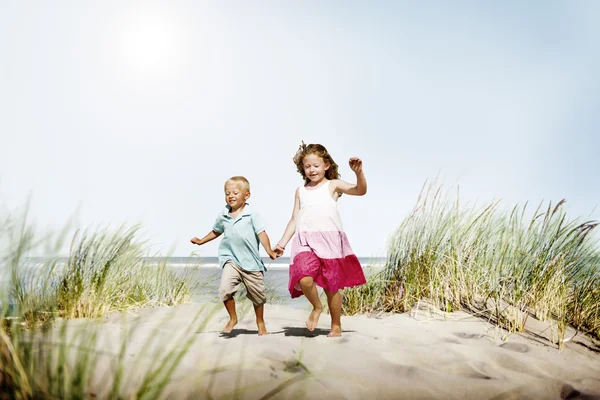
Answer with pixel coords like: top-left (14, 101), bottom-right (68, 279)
top-left (257, 320), bottom-right (269, 336)
top-left (327, 324), bottom-right (342, 337)
top-left (306, 307), bottom-right (322, 331)
top-left (223, 318), bottom-right (237, 333)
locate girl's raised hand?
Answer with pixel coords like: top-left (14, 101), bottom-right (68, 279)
top-left (349, 157), bottom-right (363, 174)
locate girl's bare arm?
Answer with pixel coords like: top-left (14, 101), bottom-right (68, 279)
top-left (332, 157), bottom-right (367, 196)
top-left (276, 188), bottom-right (300, 250)
top-left (191, 230), bottom-right (221, 245)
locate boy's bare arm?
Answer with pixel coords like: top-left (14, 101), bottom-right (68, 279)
top-left (191, 230), bottom-right (221, 245)
top-left (257, 231), bottom-right (277, 260)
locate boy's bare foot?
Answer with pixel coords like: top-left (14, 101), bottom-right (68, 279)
top-left (327, 324), bottom-right (342, 337)
top-left (257, 321), bottom-right (268, 336)
top-left (306, 307), bottom-right (322, 331)
top-left (223, 318), bottom-right (237, 333)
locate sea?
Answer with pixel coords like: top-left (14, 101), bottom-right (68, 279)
top-left (1, 256), bottom-right (386, 312)
top-left (161, 256), bottom-right (385, 309)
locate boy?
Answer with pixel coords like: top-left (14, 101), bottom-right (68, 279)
top-left (191, 176), bottom-right (276, 335)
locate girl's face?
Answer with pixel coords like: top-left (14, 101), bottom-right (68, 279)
top-left (302, 153), bottom-right (330, 183)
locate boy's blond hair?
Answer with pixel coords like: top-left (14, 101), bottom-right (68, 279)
top-left (224, 176), bottom-right (251, 192)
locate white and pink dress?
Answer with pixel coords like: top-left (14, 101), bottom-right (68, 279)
top-left (288, 180), bottom-right (366, 298)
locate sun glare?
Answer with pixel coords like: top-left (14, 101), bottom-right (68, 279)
top-left (117, 11), bottom-right (184, 79)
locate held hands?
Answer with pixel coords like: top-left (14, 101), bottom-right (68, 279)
top-left (349, 157), bottom-right (363, 175)
top-left (268, 243), bottom-right (284, 260)
top-left (272, 244), bottom-right (285, 258)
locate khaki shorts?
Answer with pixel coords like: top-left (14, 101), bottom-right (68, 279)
top-left (219, 262), bottom-right (266, 306)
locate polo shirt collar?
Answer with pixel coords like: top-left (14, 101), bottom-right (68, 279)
top-left (222, 203), bottom-right (252, 217)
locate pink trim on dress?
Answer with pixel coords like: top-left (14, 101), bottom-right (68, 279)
top-left (290, 231), bottom-right (356, 259)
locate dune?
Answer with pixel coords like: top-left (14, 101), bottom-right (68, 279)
top-left (44, 302), bottom-right (600, 399)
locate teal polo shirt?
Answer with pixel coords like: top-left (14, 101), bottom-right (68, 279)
top-left (212, 203), bottom-right (266, 272)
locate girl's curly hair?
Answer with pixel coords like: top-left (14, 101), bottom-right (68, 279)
top-left (293, 141), bottom-right (341, 185)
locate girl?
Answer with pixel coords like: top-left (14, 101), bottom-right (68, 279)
top-left (274, 142), bottom-right (367, 337)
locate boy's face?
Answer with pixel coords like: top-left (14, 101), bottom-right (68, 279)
top-left (224, 182), bottom-right (250, 209)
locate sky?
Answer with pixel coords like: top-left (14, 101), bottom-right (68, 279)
top-left (1, 1), bottom-right (599, 258)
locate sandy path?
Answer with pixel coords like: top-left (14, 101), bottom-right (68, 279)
top-left (46, 302), bottom-right (600, 399)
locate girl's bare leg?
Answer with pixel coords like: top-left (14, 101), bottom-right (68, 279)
top-left (325, 290), bottom-right (342, 337)
top-left (299, 276), bottom-right (322, 331)
top-left (223, 297), bottom-right (238, 333)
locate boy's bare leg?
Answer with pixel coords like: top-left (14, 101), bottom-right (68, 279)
top-left (223, 297), bottom-right (238, 333)
top-left (325, 290), bottom-right (342, 337)
top-left (254, 304), bottom-right (268, 336)
top-left (299, 276), bottom-right (322, 331)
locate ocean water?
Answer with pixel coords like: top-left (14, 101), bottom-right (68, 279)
top-left (168, 256), bottom-right (385, 310)
top-left (158, 256), bottom-right (385, 268)
top-left (1, 256), bottom-right (386, 312)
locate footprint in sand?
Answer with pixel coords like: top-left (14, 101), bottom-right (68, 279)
top-left (499, 342), bottom-right (530, 353)
top-left (489, 352), bottom-right (536, 376)
top-left (439, 362), bottom-right (493, 380)
top-left (453, 332), bottom-right (486, 340)
top-left (442, 338), bottom-right (461, 344)
top-left (559, 383), bottom-right (600, 400)
top-left (560, 384), bottom-right (582, 399)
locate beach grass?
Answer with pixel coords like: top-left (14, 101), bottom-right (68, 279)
top-left (1, 303), bottom-right (216, 399)
top-left (342, 182), bottom-right (600, 346)
top-left (6, 225), bottom-right (201, 327)
top-left (0, 205), bottom-right (204, 397)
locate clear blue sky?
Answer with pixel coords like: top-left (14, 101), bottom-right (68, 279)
top-left (1, 1), bottom-right (598, 257)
